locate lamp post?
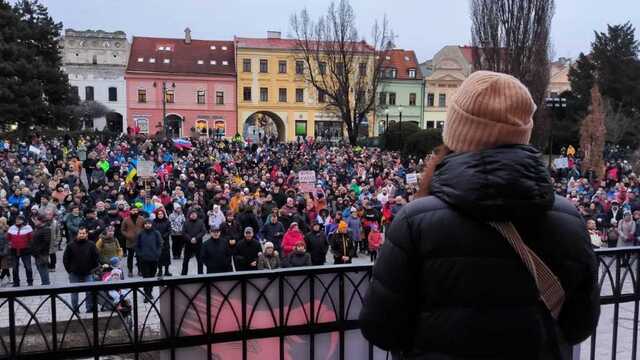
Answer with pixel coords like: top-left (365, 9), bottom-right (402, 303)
top-left (399, 107), bottom-right (403, 156)
top-left (155, 81), bottom-right (176, 137)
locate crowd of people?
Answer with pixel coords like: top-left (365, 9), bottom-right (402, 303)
top-left (550, 144), bottom-right (640, 248)
top-left (0, 134), bottom-right (416, 310)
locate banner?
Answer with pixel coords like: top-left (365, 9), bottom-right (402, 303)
top-left (406, 173), bottom-right (418, 184)
top-left (554, 157), bottom-right (569, 169)
top-left (137, 160), bottom-right (154, 178)
top-left (298, 170), bottom-right (316, 193)
top-left (28, 145), bottom-right (41, 155)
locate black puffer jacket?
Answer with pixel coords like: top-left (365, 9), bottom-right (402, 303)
top-left (359, 145), bottom-right (600, 359)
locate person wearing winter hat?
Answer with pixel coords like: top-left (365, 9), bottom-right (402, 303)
top-left (329, 220), bottom-right (355, 264)
top-left (361, 71), bottom-right (599, 358)
top-left (234, 226), bottom-right (261, 271)
top-left (181, 210), bottom-right (207, 275)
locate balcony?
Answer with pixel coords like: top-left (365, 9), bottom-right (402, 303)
top-left (0, 247), bottom-right (638, 359)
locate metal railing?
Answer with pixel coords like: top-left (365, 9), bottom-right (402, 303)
top-left (0, 248), bottom-right (638, 360)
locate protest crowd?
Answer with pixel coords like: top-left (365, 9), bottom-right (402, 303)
top-left (0, 131), bottom-right (632, 311)
top-left (0, 134), bottom-right (417, 310)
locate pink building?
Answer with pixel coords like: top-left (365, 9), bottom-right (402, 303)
top-left (125, 29), bottom-right (236, 138)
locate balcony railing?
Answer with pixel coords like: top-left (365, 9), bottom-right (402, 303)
top-left (0, 247), bottom-right (638, 360)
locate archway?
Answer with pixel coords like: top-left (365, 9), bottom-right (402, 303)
top-left (243, 111), bottom-right (285, 143)
top-left (105, 112), bottom-right (123, 133)
top-left (165, 114), bottom-right (183, 138)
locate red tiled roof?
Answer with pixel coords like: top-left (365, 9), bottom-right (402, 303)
top-left (459, 46), bottom-right (477, 65)
top-left (126, 36), bottom-right (235, 76)
top-left (382, 49), bottom-right (422, 80)
top-left (235, 37), bottom-right (374, 52)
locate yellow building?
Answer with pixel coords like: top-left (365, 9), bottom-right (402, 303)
top-left (235, 32), bottom-right (345, 142)
top-left (419, 46), bottom-right (573, 129)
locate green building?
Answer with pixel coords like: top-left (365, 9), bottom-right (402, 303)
top-left (376, 49), bottom-right (425, 135)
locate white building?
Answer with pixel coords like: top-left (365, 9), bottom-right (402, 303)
top-left (61, 29), bottom-right (130, 132)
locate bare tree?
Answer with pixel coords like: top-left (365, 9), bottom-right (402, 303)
top-left (71, 100), bottom-right (111, 130)
top-left (580, 85), bottom-right (606, 179)
top-left (470, 0), bottom-right (555, 146)
top-left (604, 101), bottom-right (640, 145)
top-left (290, 0), bottom-right (393, 145)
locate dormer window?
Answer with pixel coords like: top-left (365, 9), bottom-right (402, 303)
top-left (408, 68), bottom-right (416, 78)
top-left (210, 60), bottom-right (217, 65)
top-left (222, 46), bottom-right (227, 51)
top-left (158, 46), bottom-right (172, 51)
top-left (149, 58), bottom-right (156, 63)
top-left (387, 68), bottom-right (397, 79)
top-left (385, 56), bottom-right (391, 60)
top-left (222, 61), bottom-right (229, 66)
top-left (404, 56), bottom-right (410, 61)
top-left (158, 46), bottom-right (165, 51)
top-left (197, 60), bottom-right (204, 64)
top-left (210, 45), bottom-right (216, 50)
top-left (163, 59), bottom-right (170, 64)
top-left (137, 57), bottom-right (144, 62)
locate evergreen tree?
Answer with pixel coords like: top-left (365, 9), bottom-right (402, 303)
top-left (567, 53), bottom-right (596, 113)
top-left (0, 0), bottom-right (74, 134)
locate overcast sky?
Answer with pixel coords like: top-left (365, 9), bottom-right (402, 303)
top-left (27, 0), bottom-right (640, 62)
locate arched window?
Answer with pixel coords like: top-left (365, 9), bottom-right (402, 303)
top-left (215, 120), bottom-right (225, 138)
top-left (195, 119), bottom-right (208, 136)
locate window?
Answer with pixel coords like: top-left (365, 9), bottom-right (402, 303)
top-left (260, 87), bottom-right (268, 102)
top-left (359, 62), bottom-right (367, 76)
top-left (195, 119), bottom-right (208, 136)
top-left (85, 86), bottom-right (94, 101)
top-left (149, 58), bottom-right (156, 63)
top-left (426, 121), bottom-right (434, 129)
top-left (137, 57), bottom-right (144, 62)
top-left (214, 120), bottom-right (225, 137)
top-left (197, 90), bottom-right (205, 104)
top-left (165, 89), bottom-right (175, 104)
top-left (243, 87), bottom-right (252, 101)
top-left (260, 59), bottom-right (268, 73)
top-left (438, 93), bottom-right (446, 108)
top-left (279, 88), bottom-right (287, 103)
top-left (408, 68), bottom-right (416, 78)
top-left (436, 121), bottom-right (445, 129)
top-left (295, 61), bottom-right (304, 75)
top-left (427, 93), bottom-right (434, 107)
top-left (70, 86), bottom-right (78, 98)
top-left (92, 55), bottom-right (97, 65)
top-left (295, 88), bottom-right (304, 103)
top-left (388, 92), bottom-right (396, 106)
top-left (295, 120), bottom-right (307, 136)
top-left (210, 60), bottom-right (217, 65)
top-left (222, 61), bottom-right (228, 66)
top-left (379, 92), bottom-right (386, 105)
top-left (319, 62), bottom-right (327, 75)
top-left (137, 89), bottom-right (147, 103)
top-left (108, 87), bottom-right (117, 102)
top-left (318, 90), bottom-right (326, 103)
top-left (221, 46), bottom-right (227, 51)
top-left (388, 68), bottom-right (397, 79)
top-left (409, 93), bottom-right (416, 106)
top-left (278, 60), bottom-right (287, 74)
top-left (210, 45), bottom-right (217, 50)
top-left (163, 59), bottom-right (170, 64)
top-left (243, 59), bottom-right (251, 72)
top-left (216, 91), bottom-right (224, 105)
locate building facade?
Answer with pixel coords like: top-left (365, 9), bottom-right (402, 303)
top-left (125, 29), bottom-right (236, 138)
top-left (375, 49), bottom-right (424, 135)
top-left (235, 31), bottom-right (357, 143)
top-left (61, 29), bottom-right (130, 132)
top-left (421, 46), bottom-right (573, 129)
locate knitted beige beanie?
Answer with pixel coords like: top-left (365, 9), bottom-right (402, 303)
top-left (443, 71), bottom-right (536, 153)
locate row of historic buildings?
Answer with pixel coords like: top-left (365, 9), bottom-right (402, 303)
top-left (60, 29), bottom-right (571, 141)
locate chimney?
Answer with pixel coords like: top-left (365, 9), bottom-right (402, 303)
top-left (184, 27), bottom-right (192, 44)
top-left (267, 31), bottom-right (281, 40)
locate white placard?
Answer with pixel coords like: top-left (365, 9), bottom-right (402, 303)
top-left (554, 157), bottom-right (569, 169)
top-left (137, 160), bottom-right (155, 178)
top-left (406, 173), bottom-right (418, 184)
top-left (298, 170), bottom-right (316, 192)
top-left (28, 145), bottom-right (41, 155)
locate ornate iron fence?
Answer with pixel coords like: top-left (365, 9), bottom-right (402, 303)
top-left (0, 248), bottom-right (638, 360)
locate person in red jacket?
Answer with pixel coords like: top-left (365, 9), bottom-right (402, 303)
top-left (281, 222), bottom-right (304, 257)
top-left (7, 215), bottom-right (33, 287)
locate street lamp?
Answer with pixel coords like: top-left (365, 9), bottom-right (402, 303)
top-left (384, 109), bottom-right (389, 134)
top-left (155, 81), bottom-right (176, 137)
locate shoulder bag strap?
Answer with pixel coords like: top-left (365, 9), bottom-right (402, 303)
top-left (488, 222), bottom-right (565, 319)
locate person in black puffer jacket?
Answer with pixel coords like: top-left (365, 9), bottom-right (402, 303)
top-left (359, 71), bottom-right (600, 360)
top-left (200, 225), bottom-right (232, 273)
